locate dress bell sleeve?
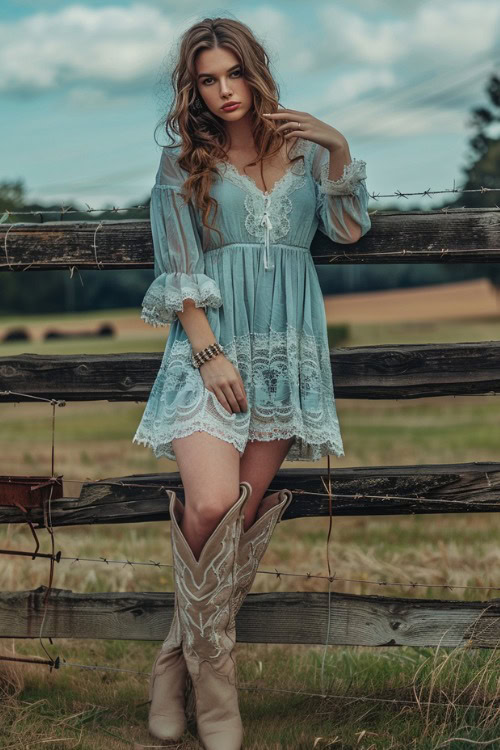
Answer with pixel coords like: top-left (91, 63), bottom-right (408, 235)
top-left (312, 143), bottom-right (372, 244)
top-left (140, 148), bottom-right (223, 327)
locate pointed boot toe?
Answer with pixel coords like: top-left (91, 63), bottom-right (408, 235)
top-left (188, 657), bottom-right (243, 750)
top-left (148, 491), bottom-right (190, 741)
top-left (148, 642), bottom-right (188, 740)
top-left (171, 482), bottom-right (252, 750)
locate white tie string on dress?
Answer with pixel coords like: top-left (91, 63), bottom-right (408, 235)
top-left (258, 120), bottom-right (302, 271)
top-left (261, 193), bottom-right (274, 271)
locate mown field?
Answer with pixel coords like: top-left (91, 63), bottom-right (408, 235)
top-left (0, 307), bottom-right (499, 749)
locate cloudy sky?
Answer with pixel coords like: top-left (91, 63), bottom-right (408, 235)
top-left (2, 0), bottom-right (499, 211)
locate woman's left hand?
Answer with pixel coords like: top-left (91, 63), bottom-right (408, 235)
top-left (262, 107), bottom-right (348, 152)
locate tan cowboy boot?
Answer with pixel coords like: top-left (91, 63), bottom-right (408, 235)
top-left (233, 488), bottom-right (293, 614)
top-left (171, 481), bottom-right (251, 750)
top-left (148, 484), bottom-right (292, 744)
top-left (148, 499), bottom-right (190, 742)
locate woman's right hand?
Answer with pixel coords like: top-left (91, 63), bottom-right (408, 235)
top-left (200, 355), bottom-right (248, 414)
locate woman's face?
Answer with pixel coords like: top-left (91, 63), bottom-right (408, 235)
top-left (195, 46), bottom-right (253, 122)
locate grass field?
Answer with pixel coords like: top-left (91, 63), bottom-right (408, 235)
top-left (0, 306), bottom-right (499, 749)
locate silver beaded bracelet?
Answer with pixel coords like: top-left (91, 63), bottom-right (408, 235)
top-left (191, 341), bottom-right (225, 369)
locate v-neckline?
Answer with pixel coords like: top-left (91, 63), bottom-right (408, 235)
top-left (220, 137), bottom-right (307, 197)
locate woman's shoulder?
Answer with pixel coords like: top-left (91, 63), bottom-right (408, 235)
top-left (159, 142), bottom-right (183, 166)
top-left (156, 143), bottom-right (187, 186)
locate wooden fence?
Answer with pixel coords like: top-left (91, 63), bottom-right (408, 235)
top-left (1, 209), bottom-right (500, 651)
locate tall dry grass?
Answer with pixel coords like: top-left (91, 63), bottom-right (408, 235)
top-left (0, 310), bottom-right (498, 747)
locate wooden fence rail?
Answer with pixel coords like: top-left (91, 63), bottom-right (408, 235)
top-left (1, 342), bottom-right (500, 402)
top-left (0, 209), bottom-right (499, 270)
top-left (2, 588), bottom-right (499, 648)
top-left (1, 464), bottom-right (499, 527)
top-left (1, 210), bottom-right (499, 650)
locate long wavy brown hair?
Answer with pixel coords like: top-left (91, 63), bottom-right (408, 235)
top-left (154, 16), bottom-right (304, 247)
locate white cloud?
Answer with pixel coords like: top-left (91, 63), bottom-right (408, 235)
top-left (325, 68), bottom-right (397, 103)
top-left (1, 0), bottom-right (498, 143)
top-left (343, 102), bottom-right (466, 138)
top-left (0, 2), bottom-right (310, 100)
top-left (413, 1), bottom-right (500, 59)
top-left (317, 0), bottom-right (500, 67)
top-left (235, 6), bottom-right (305, 71)
top-left (0, 3), bottom-right (174, 94)
top-left (315, 55), bottom-right (494, 140)
top-left (316, 6), bottom-right (408, 66)
top-left (66, 85), bottom-right (137, 110)
top-left (307, 0), bottom-right (500, 140)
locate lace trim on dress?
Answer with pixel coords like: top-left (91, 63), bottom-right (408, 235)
top-left (220, 137), bottom-right (309, 195)
top-left (132, 323), bottom-right (345, 462)
top-left (140, 271), bottom-right (223, 327)
top-left (320, 157), bottom-right (367, 196)
top-left (218, 138), bottom-right (312, 270)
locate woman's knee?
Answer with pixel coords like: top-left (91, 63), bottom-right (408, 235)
top-left (184, 489), bottom-right (242, 530)
top-left (172, 431), bottom-right (242, 527)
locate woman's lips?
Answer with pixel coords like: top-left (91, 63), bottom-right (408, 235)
top-left (221, 102), bottom-right (240, 111)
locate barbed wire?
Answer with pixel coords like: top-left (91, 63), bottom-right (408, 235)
top-left (1, 388), bottom-right (500, 538)
top-left (0, 551), bottom-right (488, 594)
top-left (1, 324), bottom-right (499, 701)
top-left (1, 204), bottom-right (150, 219)
top-left (2, 207), bottom-right (500, 274)
top-left (0, 465), bottom-right (498, 710)
top-left (1, 182), bottom-right (500, 219)
top-left (1, 181), bottom-right (499, 740)
top-left (63, 556), bottom-right (500, 593)
top-left (2, 652), bottom-right (497, 712)
top-left (2, 467), bottom-right (500, 511)
top-left (6, 663), bottom-right (500, 750)
top-left (61, 659), bottom-right (500, 712)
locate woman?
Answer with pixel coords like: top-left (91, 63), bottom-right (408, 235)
top-left (133, 15), bottom-right (371, 750)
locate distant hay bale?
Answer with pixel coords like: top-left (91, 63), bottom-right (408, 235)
top-left (43, 323), bottom-right (115, 340)
top-left (2, 327), bottom-right (31, 342)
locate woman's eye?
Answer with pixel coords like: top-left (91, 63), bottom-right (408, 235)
top-left (202, 70), bottom-right (241, 85)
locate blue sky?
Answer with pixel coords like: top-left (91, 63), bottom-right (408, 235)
top-left (2, 0), bottom-right (499, 211)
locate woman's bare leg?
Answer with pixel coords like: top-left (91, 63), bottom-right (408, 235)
top-left (171, 431), bottom-right (241, 560)
top-left (239, 436), bottom-right (295, 531)
top-left (172, 431), bottom-right (296, 553)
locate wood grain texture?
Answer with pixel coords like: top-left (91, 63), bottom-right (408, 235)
top-left (0, 463), bottom-right (499, 526)
top-left (1, 340), bottom-right (500, 402)
top-left (1, 587), bottom-right (498, 648)
top-left (1, 209), bottom-right (499, 271)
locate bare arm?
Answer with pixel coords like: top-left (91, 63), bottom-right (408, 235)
top-left (176, 299), bottom-right (220, 351)
top-left (176, 301), bottom-right (248, 414)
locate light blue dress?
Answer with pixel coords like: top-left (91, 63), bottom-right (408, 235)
top-left (132, 137), bottom-right (371, 461)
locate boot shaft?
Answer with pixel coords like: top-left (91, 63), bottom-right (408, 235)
top-left (168, 482), bottom-right (251, 663)
top-left (233, 489), bottom-right (293, 618)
